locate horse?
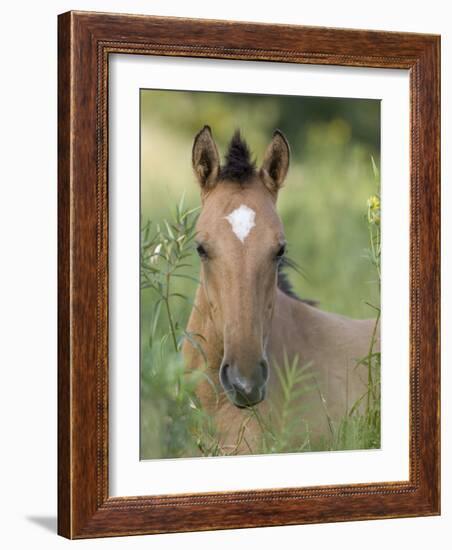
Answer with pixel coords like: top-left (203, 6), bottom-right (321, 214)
top-left (183, 125), bottom-right (379, 454)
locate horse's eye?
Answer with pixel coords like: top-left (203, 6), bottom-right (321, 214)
top-left (196, 244), bottom-right (208, 259)
top-left (275, 244), bottom-right (286, 260)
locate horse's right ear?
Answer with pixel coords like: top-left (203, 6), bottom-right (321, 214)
top-left (192, 125), bottom-right (220, 192)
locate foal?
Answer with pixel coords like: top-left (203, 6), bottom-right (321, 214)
top-left (183, 126), bottom-right (379, 453)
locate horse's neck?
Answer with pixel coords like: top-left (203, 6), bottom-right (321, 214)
top-left (186, 283), bottom-right (375, 375)
top-left (186, 283), bottom-right (376, 422)
top-left (267, 289), bottom-right (314, 363)
top-left (268, 289), bottom-right (377, 397)
top-left (269, 289), bottom-right (359, 363)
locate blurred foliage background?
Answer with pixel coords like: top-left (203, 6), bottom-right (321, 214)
top-left (140, 89), bottom-right (380, 459)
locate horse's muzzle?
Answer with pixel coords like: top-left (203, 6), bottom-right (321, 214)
top-left (219, 360), bottom-right (269, 408)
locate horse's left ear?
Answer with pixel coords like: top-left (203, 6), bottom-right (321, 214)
top-left (259, 130), bottom-right (290, 194)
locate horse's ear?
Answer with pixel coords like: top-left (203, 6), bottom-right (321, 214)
top-left (260, 130), bottom-right (290, 194)
top-left (192, 125), bottom-right (220, 192)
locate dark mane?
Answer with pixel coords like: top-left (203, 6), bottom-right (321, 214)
top-left (219, 130), bottom-right (256, 184)
top-left (278, 262), bottom-right (317, 307)
top-left (277, 264), bottom-right (299, 299)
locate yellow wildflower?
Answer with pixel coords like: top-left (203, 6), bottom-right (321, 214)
top-left (367, 195), bottom-right (380, 225)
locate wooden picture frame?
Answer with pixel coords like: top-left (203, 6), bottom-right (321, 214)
top-left (58, 10), bottom-right (440, 539)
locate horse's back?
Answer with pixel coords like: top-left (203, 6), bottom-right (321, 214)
top-left (268, 294), bottom-right (380, 444)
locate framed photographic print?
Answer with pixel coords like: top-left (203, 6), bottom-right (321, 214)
top-left (58, 11), bottom-right (440, 538)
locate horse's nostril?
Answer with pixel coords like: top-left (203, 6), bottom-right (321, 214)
top-left (260, 360), bottom-right (269, 384)
top-left (219, 363), bottom-right (231, 389)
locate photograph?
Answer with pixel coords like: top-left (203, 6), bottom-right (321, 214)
top-left (140, 89), bottom-right (382, 460)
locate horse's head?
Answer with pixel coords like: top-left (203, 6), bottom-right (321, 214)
top-left (192, 126), bottom-right (290, 408)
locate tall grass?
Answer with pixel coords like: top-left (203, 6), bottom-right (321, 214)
top-left (332, 160), bottom-right (381, 451)
top-left (140, 197), bottom-right (217, 459)
top-left (140, 178), bottom-right (381, 458)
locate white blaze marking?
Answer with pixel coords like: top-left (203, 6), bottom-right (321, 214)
top-left (225, 204), bottom-right (256, 243)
